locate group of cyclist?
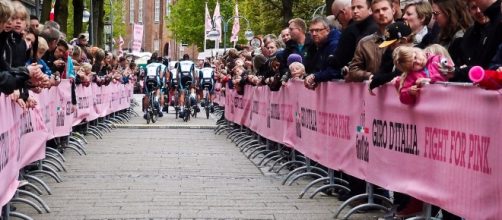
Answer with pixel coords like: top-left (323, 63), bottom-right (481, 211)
top-left (142, 54), bottom-right (216, 121)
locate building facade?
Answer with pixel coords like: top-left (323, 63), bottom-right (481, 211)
top-left (124, 0), bottom-right (178, 58)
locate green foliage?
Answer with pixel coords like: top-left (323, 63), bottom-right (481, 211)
top-left (167, 0), bottom-right (325, 50)
top-left (65, 0), bottom-right (126, 42)
top-left (104, 0), bottom-right (127, 39)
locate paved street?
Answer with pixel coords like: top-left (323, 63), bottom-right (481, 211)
top-left (15, 96), bottom-right (382, 220)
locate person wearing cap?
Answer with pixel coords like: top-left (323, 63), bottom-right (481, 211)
top-left (304, 16), bottom-right (342, 89)
top-left (368, 21), bottom-right (414, 93)
top-left (280, 54), bottom-right (303, 84)
top-left (347, 0), bottom-right (395, 82)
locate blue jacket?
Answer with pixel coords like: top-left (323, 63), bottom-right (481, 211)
top-left (27, 59), bottom-right (52, 77)
top-left (312, 28), bottom-right (342, 83)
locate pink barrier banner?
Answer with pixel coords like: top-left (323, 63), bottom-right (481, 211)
top-left (53, 80), bottom-right (73, 137)
top-left (110, 83), bottom-right (121, 113)
top-left (73, 84), bottom-right (94, 126)
top-left (0, 94), bottom-right (20, 214)
top-left (364, 84), bottom-right (502, 219)
top-left (223, 81), bottom-right (502, 219)
top-left (0, 81), bottom-right (131, 212)
top-left (18, 105), bottom-right (49, 168)
top-left (213, 83), bottom-right (225, 106)
top-left (92, 83), bottom-right (106, 117)
top-left (281, 81), bottom-right (367, 178)
top-left (34, 87), bottom-right (56, 140)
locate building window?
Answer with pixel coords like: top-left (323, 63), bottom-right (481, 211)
top-left (154, 0), bottom-right (160, 23)
top-left (166, 0), bottom-right (170, 16)
top-left (154, 39), bottom-right (160, 51)
top-left (138, 0), bottom-right (143, 23)
top-left (129, 0), bottom-right (134, 24)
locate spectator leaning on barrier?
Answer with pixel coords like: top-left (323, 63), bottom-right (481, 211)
top-left (328, 0), bottom-right (377, 78)
top-left (347, 0), bottom-right (395, 82)
top-left (449, 0), bottom-right (502, 82)
top-left (0, 0), bottom-right (49, 101)
top-left (304, 16), bottom-right (342, 89)
top-left (277, 18), bottom-right (315, 76)
top-left (40, 26), bottom-right (61, 70)
top-left (368, 21), bottom-right (414, 93)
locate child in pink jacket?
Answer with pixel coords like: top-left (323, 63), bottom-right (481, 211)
top-left (392, 45), bottom-right (454, 105)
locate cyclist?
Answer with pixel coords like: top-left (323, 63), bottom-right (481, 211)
top-left (143, 63), bottom-right (164, 119)
top-left (176, 54), bottom-right (197, 118)
top-left (167, 61), bottom-right (179, 110)
top-left (198, 62), bottom-right (215, 113)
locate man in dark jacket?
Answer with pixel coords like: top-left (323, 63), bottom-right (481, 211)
top-left (304, 16), bottom-right (342, 89)
top-left (451, 0), bottom-right (502, 82)
top-left (329, 0), bottom-right (378, 78)
top-left (276, 18), bottom-right (316, 76)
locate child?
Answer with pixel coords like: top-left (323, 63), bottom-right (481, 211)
top-left (9, 1), bottom-right (30, 67)
top-left (393, 45), bottom-right (454, 105)
top-left (77, 62), bottom-right (93, 87)
top-left (289, 62), bottom-right (305, 79)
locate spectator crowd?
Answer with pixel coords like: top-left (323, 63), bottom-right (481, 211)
top-left (201, 0), bottom-right (502, 218)
top-left (2, 0), bottom-right (501, 218)
top-left (0, 0), bottom-right (138, 112)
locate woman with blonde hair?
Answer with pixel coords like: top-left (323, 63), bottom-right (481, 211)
top-left (402, 1), bottom-right (435, 48)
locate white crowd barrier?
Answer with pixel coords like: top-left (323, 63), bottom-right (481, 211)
top-left (215, 80), bottom-right (501, 219)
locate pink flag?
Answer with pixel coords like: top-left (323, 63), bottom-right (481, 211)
top-left (118, 35), bottom-right (124, 46)
top-left (213, 1), bottom-right (222, 42)
top-left (230, 3), bottom-right (240, 43)
top-left (205, 2), bottom-right (212, 33)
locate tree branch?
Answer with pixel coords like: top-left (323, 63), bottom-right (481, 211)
top-left (262, 0), bottom-right (281, 10)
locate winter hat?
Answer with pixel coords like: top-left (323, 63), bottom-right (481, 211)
top-left (287, 54), bottom-right (303, 66)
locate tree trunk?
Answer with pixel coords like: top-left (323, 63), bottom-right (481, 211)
top-left (55, 0), bottom-right (68, 35)
top-left (326, 0), bottom-right (334, 15)
top-left (41, 0), bottom-right (51, 23)
top-left (93, 0), bottom-right (105, 48)
top-left (281, 0), bottom-right (293, 27)
top-left (73, 0), bottom-right (84, 38)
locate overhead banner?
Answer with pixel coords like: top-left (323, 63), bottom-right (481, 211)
top-left (222, 81), bottom-right (502, 219)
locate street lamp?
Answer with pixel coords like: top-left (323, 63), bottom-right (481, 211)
top-left (244, 30), bottom-right (254, 41)
top-left (206, 28), bottom-right (221, 41)
top-left (82, 9), bottom-right (90, 22)
top-left (213, 15), bottom-right (254, 53)
top-left (104, 20), bottom-right (112, 51)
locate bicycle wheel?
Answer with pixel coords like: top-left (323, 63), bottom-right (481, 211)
top-left (205, 96), bottom-right (210, 119)
top-left (146, 110), bottom-right (151, 124)
top-left (151, 109), bottom-right (157, 123)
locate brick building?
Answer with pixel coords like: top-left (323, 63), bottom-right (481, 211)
top-left (124, 0), bottom-right (189, 59)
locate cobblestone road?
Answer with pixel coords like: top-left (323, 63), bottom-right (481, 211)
top-left (15, 96), bottom-right (382, 220)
